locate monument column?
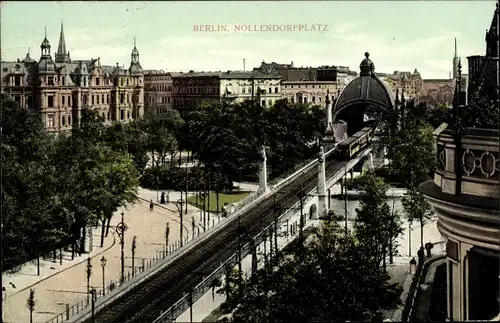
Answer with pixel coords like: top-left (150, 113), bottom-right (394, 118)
top-left (317, 146), bottom-right (327, 218)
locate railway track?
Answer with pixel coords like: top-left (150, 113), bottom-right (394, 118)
top-left (86, 157), bottom-right (347, 323)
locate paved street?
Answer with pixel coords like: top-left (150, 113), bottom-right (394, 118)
top-left (2, 199), bottom-right (193, 323)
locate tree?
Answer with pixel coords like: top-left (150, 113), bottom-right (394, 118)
top-left (461, 82), bottom-right (499, 129)
top-left (402, 186), bottom-right (433, 250)
top-left (264, 100), bottom-right (324, 177)
top-left (354, 173), bottom-right (402, 272)
top-left (1, 95), bottom-right (64, 271)
top-left (189, 101), bottom-right (264, 189)
top-left (381, 101), bottom-right (435, 188)
top-left (221, 211), bottom-right (401, 322)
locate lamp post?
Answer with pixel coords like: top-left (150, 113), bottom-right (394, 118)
top-left (116, 211), bottom-right (128, 283)
top-left (191, 216), bottom-right (195, 240)
top-left (90, 287), bottom-right (97, 323)
top-left (200, 191), bottom-right (208, 231)
top-left (101, 256), bottom-right (107, 296)
top-left (165, 223), bottom-right (170, 254)
top-left (131, 235), bottom-right (137, 277)
top-left (174, 199), bottom-right (185, 247)
top-left (86, 257), bottom-right (92, 305)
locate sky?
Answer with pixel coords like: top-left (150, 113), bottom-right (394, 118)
top-left (1, 1), bottom-right (497, 79)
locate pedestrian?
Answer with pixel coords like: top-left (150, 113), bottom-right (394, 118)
top-left (160, 192), bottom-right (165, 204)
top-left (417, 246), bottom-right (425, 267)
top-left (2, 286), bottom-right (6, 300)
top-left (150, 199), bottom-right (154, 211)
top-left (425, 242), bottom-right (434, 257)
top-left (166, 192), bottom-right (170, 204)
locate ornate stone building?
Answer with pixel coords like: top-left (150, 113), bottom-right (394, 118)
top-left (144, 70), bottom-right (172, 117)
top-left (0, 23), bottom-right (144, 133)
top-left (171, 71), bottom-right (281, 114)
top-left (419, 4), bottom-right (499, 321)
top-left (281, 81), bottom-right (339, 106)
top-left (467, 2), bottom-right (498, 101)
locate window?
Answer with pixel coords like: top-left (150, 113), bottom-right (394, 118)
top-left (102, 95), bottom-right (104, 104)
top-left (127, 111), bottom-right (130, 119)
top-left (312, 96), bottom-right (316, 103)
top-left (318, 97), bottom-right (322, 103)
top-left (304, 97), bottom-right (308, 104)
top-left (268, 87), bottom-right (271, 93)
top-left (107, 95), bottom-right (110, 103)
top-left (120, 110), bottom-right (125, 120)
top-left (92, 95), bottom-right (95, 105)
top-left (126, 79), bottom-right (129, 86)
top-left (96, 78), bottom-right (100, 86)
top-left (47, 114), bottom-right (54, 128)
top-left (167, 96), bottom-right (170, 104)
top-left (97, 95), bottom-right (100, 104)
top-left (15, 76), bottom-right (21, 87)
top-left (83, 95), bottom-right (88, 104)
top-left (61, 76), bottom-right (65, 85)
top-left (291, 97), bottom-right (295, 103)
top-left (48, 76), bottom-right (54, 86)
top-left (261, 100), bottom-right (265, 106)
top-left (242, 87), bottom-right (246, 94)
top-left (68, 95), bottom-right (72, 106)
top-left (27, 95), bottom-right (33, 108)
top-left (120, 79), bottom-right (124, 86)
top-left (62, 96), bottom-right (66, 106)
top-left (275, 87), bottom-right (278, 93)
top-left (61, 115), bottom-right (66, 126)
top-left (68, 116), bottom-right (72, 124)
top-left (268, 99), bottom-right (272, 106)
top-left (47, 95), bottom-right (54, 107)
top-left (120, 93), bottom-right (124, 104)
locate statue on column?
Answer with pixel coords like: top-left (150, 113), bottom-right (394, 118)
top-left (261, 145), bottom-right (267, 162)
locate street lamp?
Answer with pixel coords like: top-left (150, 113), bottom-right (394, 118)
top-left (116, 211), bottom-right (128, 283)
top-left (90, 287), bottom-right (97, 323)
top-left (165, 223), bottom-right (170, 254)
top-left (86, 257), bottom-right (92, 305)
top-left (191, 216), bottom-right (195, 239)
top-left (200, 191), bottom-right (208, 231)
top-left (131, 236), bottom-right (137, 276)
top-left (174, 199), bottom-right (185, 247)
top-left (101, 256), bottom-right (107, 296)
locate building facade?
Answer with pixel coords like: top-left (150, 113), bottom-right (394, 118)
top-left (467, 3), bottom-right (498, 101)
top-left (254, 61), bottom-right (357, 84)
top-left (281, 80), bottom-right (339, 106)
top-left (144, 70), bottom-right (172, 117)
top-left (0, 23), bottom-right (144, 133)
top-left (171, 71), bottom-right (281, 113)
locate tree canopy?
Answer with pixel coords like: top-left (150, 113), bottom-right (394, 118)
top-left (221, 213), bottom-right (401, 322)
top-left (2, 97), bottom-right (140, 270)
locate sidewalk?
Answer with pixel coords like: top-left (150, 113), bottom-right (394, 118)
top-left (2, 199), bottom-right (193, 323)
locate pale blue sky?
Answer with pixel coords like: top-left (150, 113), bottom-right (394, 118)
top-left (1, 1), bottom-right (496, 78)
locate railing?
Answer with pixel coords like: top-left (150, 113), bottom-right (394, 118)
top-left (45, 230), bottom-right (203, 323)
top-left (268, 143), bottom-right (338, 192)
top-left (153, 183), bottom-right (316, 323)
top-left (402, 241), bottom-right (446, 322)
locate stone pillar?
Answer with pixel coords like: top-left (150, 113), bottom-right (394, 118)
top-left (317, 146), bottom-right (327, 219)
top-left (87, 225), bottom-right (93, 253)
top-left (446, 240), bottom-right (472, 321)
top-left (251, 240), bottom-right (258, 276)
top-left (258, 146), bottom-right (269, 192)
top-left (368, 152), bottom-right (374, 170)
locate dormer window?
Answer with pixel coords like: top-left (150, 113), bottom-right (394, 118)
top-left (14, 76), bottom-right (21, 87)
top-left (96, 77), bottom-right (100, 86)
top-left (48, 76), bottom-right (54, 86)
top-left (61, 76), bottom-right (65, 85)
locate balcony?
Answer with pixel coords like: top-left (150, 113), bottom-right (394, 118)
top-left (419, 124), bottom-right (499, 250)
